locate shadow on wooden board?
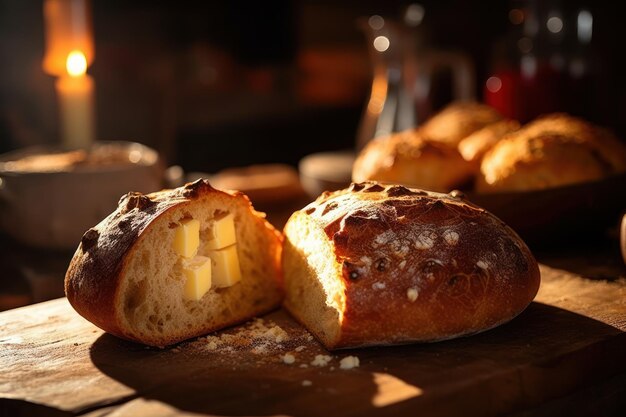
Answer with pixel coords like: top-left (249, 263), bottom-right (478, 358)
top-left (0, 399), bottom-right (70, 417)
top-left (87, 302), bottom-right (626, 417)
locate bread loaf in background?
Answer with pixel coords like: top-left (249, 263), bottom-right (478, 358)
top-left (352, 128), bottom-right (476, 192)
top-left (352, 101), bottom-right (508, 192)
top-left (419, 101), bottom-right (503, 147)
top-left (65, 179), bottom-right (283, 347)
top-left (521, 113), bottom-right (626, 173)
top-left (354, 101), bottom-right (626, 194)
top-left (458, 119), bottom-right (520, 163)
top-left (282, 182), bottom-right (540, 350)
top-left (478, 114), bottom-right (626, 193)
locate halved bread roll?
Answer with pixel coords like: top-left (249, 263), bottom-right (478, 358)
top-left (283, 182), bottom-right (540, 350)
top-left (65, 179), bottom-right (283, 347)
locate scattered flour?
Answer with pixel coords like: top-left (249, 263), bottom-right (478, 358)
top-left (190, 318), bottom-right (290, 354)
top-left (372, 282), bottom-right (386, 290)
top-left (414, 231), bottom-right (436, 250)
top-left (311, 354), bottom-right (333, 367)
top-left (443, 230), bottom-right (459, 246)
top-left (339, 356), bottom-right (360, 370)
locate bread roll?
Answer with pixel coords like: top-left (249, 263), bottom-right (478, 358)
top-left (65, 179), bottom-right (283, 347)
top-left (420, 101), bottom-right (503, 147)
top-left (521, 113), bottom-right (626, 173)
top-left (352, 129), bottom-right (476, 192)
top-left (477, 114), bottom-right (626, 193)
top-left (477, 134), bottom-right (611, 193)
top-left (458, 119), bottom-right (520, 163)
top-left (283, 182), bottom-right (540, 350)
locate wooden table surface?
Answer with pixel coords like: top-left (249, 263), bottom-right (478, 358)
top-left (1, 255), bottom-right (625, 417)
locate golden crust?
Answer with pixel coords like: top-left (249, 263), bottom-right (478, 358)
top-left (352, 129), bottom-right (476, 192)
top-left (420, 101), bottom-right (503, 146)
top-left (64, 179), bottom-right (283, 345)
top-left (458, 119), bottom-right (521, 163)
top-left (478, 114), bottom-right (626, 193)
top-left (521, 113), bottom-right (626, 173)
top-left (285, 182), bottom-right (540, 349)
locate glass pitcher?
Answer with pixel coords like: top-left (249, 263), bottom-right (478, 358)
top-left (356, 14), bottom-right (475, 150)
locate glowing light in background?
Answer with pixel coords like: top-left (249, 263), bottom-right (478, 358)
top-left (373, 36), bottom-right (390, 52)
top-left (66, 50), bottom-right (87, 77)
top-left (368, 15), bottom-right (384, 30)
top-left (508, 8), bottom-right (524, 25)
top-left (547, 16), bottom-right (563, 33)
top-left (578, 10), bottom-right (593, 43)
top-left (486, 76), bottom-right (502, 93)
top-left (128, 150), bottom-right (142, 163)
top-left (521, 55), bottom-right (537, 79)
top-left (404, 4), bottom-right (425, 27)
top-left (367, 76), bottom-right (388, 114)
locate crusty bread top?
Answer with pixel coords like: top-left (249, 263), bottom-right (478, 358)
top-left (420, 101), bottom-right (503, 146)
top-left (477, 114), bottom-right (626, 192)
top-left (478, 133), bottom-right (611, 192)
top-left (294, 181), bottom-right (540, 345)
top-left (64, 179), bottom-right (281, 336)
top-left (303, 182), bottom-right (533, 268)
top-left (351, 128), bottom-right (476, 192)
top-left (458, 119), bottom-right (521, 162)
top-left (520, 113), bottom-right (626, 173)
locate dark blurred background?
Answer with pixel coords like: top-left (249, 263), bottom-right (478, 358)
top-left (0, 0), bottom-right (625, 172)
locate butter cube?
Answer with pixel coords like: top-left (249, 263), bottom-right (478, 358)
top-left (209, 244), bottom-right (241, 288)
top-left (173, 218), bottom-right (200, 258)
top-left (182, 255), bottom-right (212, 300)
top-left (206, 213), bottom-right (237, 250)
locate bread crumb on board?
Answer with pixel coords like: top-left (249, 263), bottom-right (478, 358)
top-left (187, 318), bottom-right (293, 354)
top-left (179, 317), bottom-right (362, 374)
top-left (311, 354), bottom-right (333, 367)
top-left (339, 356), bottom-right (360, 370)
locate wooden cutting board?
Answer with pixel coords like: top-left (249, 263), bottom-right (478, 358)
top-left (1, 264), bottom-right (625, 417)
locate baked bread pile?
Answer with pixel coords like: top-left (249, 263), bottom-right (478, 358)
top-left (282, 182), bottom-right (540, 349)
top-left (65, 179), bottom-right (283, 347)
top-left (353, 102), bottom-right (626, 193)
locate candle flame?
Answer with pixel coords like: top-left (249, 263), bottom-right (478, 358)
top-left (66, 50), bottom-right (87, 77)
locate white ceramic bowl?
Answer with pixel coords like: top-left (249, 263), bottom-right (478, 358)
top-left (298, 150), bottom-right (355, 198)
top-left (0, 141), bottom-right (163, 250)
